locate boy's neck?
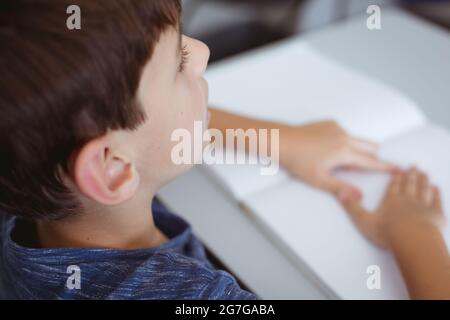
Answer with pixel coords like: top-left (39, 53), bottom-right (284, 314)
top-left (36, 194), bottom-right (168, 250)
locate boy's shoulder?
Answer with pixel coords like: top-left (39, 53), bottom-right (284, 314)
top-left (0, 212), bottom-right (255, 300)
top-left (106, 251), bottom-right (256, 300)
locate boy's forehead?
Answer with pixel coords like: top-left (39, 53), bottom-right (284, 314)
top-left (139, 27), bottom-right (180, 83)
top-left (159, 26), bottom-right (182, 56)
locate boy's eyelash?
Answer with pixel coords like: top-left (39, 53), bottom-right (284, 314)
top-left (179, 45), bottom-right (190, 73)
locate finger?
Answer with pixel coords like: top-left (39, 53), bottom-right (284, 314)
top-left (340, 200), bottom-right (386, 248)
top-left (405, 167), bottom-right (419, 196)
top-left (350, 139), bottom-right (400, 172)
top-left (340, 197), bottom-right (370, 223)
top-left (343, 152), bottom-right (399, 173)
top-left (423, 186), bottom-right (434, 207)
top-left (417, 171), bottom-right (430, 198)
top-left (417, 172), bottom-right (434, 205)
top-left (432, 186), bottom-right (444, 213)
top-left (340, 164), bottom-right (362, 171)
top-left (350, 138), bottom-right (379, 155)
top-left (431, 187), bottom-right (446, 227)
top-left (398, 170), bottom-right (410, 194)
top-left (388, 173), bottom-right (402, 195)
top-left (320, 176), bottom-right (362, 202)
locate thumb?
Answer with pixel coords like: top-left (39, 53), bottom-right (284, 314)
top-left (340, 196), bottom-right (370, 223)
top-left (340, 197), bottom-right (385, 247)
top-left (321, 176), bottom-right (362, 202)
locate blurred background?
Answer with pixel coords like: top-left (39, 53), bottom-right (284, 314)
top-left (182, 0), bottom-right (450, 63)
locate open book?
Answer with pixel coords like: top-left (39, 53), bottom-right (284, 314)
top-left (204, 40), bottom-right (450, 299)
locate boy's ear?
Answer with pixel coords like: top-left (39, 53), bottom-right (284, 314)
top-left (73, 136), bottom-right (140, 205)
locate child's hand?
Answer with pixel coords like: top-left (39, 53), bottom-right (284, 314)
top-left (280, 121), bottom-right (398, 201)
top-left (341, 168), bottom-right (446, 248)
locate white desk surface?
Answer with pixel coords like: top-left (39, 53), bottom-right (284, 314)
top-left (159, 8), bottom-right (450, 299)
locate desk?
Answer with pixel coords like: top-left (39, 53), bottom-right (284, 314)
top-left (159, 8), bottom-right (450, 299)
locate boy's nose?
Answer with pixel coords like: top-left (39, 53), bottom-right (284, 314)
top-left (184, 36), bottom-right (210, 76)
top-left (196, 40), bottom-right (210, 75)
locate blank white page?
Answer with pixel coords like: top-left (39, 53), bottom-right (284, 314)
top-left (206, 41), bottom-right (425, 141)
top-left (204, 41), bottom-right (426, 200)
top-left (243, 124), bottom-right (450, 299)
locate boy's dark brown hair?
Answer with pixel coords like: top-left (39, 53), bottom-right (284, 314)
top-left (0, 0), bottom-right (181, 221)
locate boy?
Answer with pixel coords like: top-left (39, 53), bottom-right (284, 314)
top-left (0, 0), bottom-right (448, 299)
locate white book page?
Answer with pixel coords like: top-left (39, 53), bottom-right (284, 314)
top-left (243, 124), bottom-right (450, 299)
top-left (204, 41), bottom-right (426, 200)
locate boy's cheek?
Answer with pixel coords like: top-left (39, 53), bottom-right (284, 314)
top-left (201, 78), bottom-right (209, 115)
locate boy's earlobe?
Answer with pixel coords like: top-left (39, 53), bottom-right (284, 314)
top-left (73, 136), bottom-right (140, 205)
